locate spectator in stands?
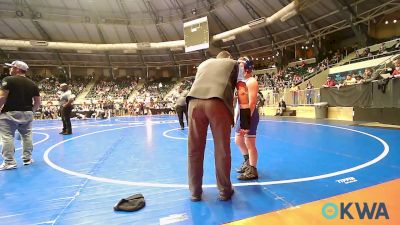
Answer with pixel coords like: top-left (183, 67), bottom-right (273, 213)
top-left (323, 76), bottom-right (336, 87)
top-left (362, 68), bottom-right (374, 82)
top-left (275, 98), bottom-right (286, 116)
top-left (293, 74), bottom-right (302, 84)
top-left (355, 75), bottom-right (364, 84)
top-left (307, 67), bottom-right (315, 73)
top-left (272, 86), bottom-right (280, 102)
top-left (392, 59), bottom-right (400, 77)
top-left (366, 67), bottom-right (387, 83)
top-left (290, 83), bottom-right (299, 106)
top-left (378, 43), bottom-right (387, 55)
top-left (266, 92), bottom-right (271, 106)
top-left (394, 39), bottom-right (400, 51)
top-left (363, 47), bottom-right (371, 57)
top-left (342, 74), bottom-right (357, 86)
top-left (330, 52), bottom-right (341, 64)
top-left (381, 58), bottom-right (400, 78)
top-left (42, 106), bottom-right (55, 119)
top-left (355, 50), bottom-right (360, 58)
top-left (305, 81), bottom-right (314, 104)
top-left (319, 59), bottom-right (328, 71)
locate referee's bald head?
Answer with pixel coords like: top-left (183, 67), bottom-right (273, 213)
top-left (216, 51), bottom-right (232, 59)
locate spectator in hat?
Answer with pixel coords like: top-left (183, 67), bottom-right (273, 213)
top-left (0, 60), bottom-right (41, 170)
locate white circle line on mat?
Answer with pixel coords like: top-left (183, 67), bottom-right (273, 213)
top-left (0, 132), bottom-right (50, 151)
top-left (43, 120), bottom-right (389, 188)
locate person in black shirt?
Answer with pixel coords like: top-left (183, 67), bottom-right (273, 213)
top-left (175, 87), bottom-right (188, 130)
top-left (0, 60), bottom-right (41, 170)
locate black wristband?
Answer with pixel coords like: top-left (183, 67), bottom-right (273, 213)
top-left (240, 108), bottom-right (251, 130)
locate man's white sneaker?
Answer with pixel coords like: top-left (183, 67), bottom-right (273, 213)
top-left (23, 159), bottom-right (34, 166)
top-left (0, 163), bottom-right (17, 171)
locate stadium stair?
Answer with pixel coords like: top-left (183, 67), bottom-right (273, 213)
top-left (127, 81), bottom-right (145, 102)
top-left (74, 79), bottom-right (97, 104)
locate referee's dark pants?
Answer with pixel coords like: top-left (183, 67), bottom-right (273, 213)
top-left (188, 98), bottom-right (233, 198)
top-left (61, 106), bottom-right (73, 134)
top-left (176, 105), bottom-right (188, 129)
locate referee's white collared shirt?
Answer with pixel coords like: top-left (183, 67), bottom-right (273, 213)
top-left (59, 90), bottom-right (75, 105)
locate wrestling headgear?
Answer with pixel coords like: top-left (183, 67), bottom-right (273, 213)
top-left (242, 56), bottom-right (254, 72)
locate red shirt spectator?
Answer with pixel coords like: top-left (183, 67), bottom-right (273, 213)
top-left (323, 77), bottom-right (336, 87)
top-left (392, 59), bottom-right (400, 77)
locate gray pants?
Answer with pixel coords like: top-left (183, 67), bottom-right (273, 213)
top-left (188, 99), bottom-right (233, 197)
top-left (0, 111), bottom-right (34, 165)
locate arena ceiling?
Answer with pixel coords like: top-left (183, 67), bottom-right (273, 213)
top-left (0, 0), bottom-right (398, 69)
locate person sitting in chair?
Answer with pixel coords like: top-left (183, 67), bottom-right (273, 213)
top-left (275, 98), bottom-right (286, 116)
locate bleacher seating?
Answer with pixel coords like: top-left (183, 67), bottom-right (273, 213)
top-left (39, 78), bottom-right (90, 102)
top-left (86, 78), bottom-right (137, 101)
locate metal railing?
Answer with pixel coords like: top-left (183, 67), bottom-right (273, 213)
top-left (348, 49), bottom-right (400, 65)
top-left (263, 88), bottom-right (321, 107)
top-left (370, 53), bottom-right (400, 78)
